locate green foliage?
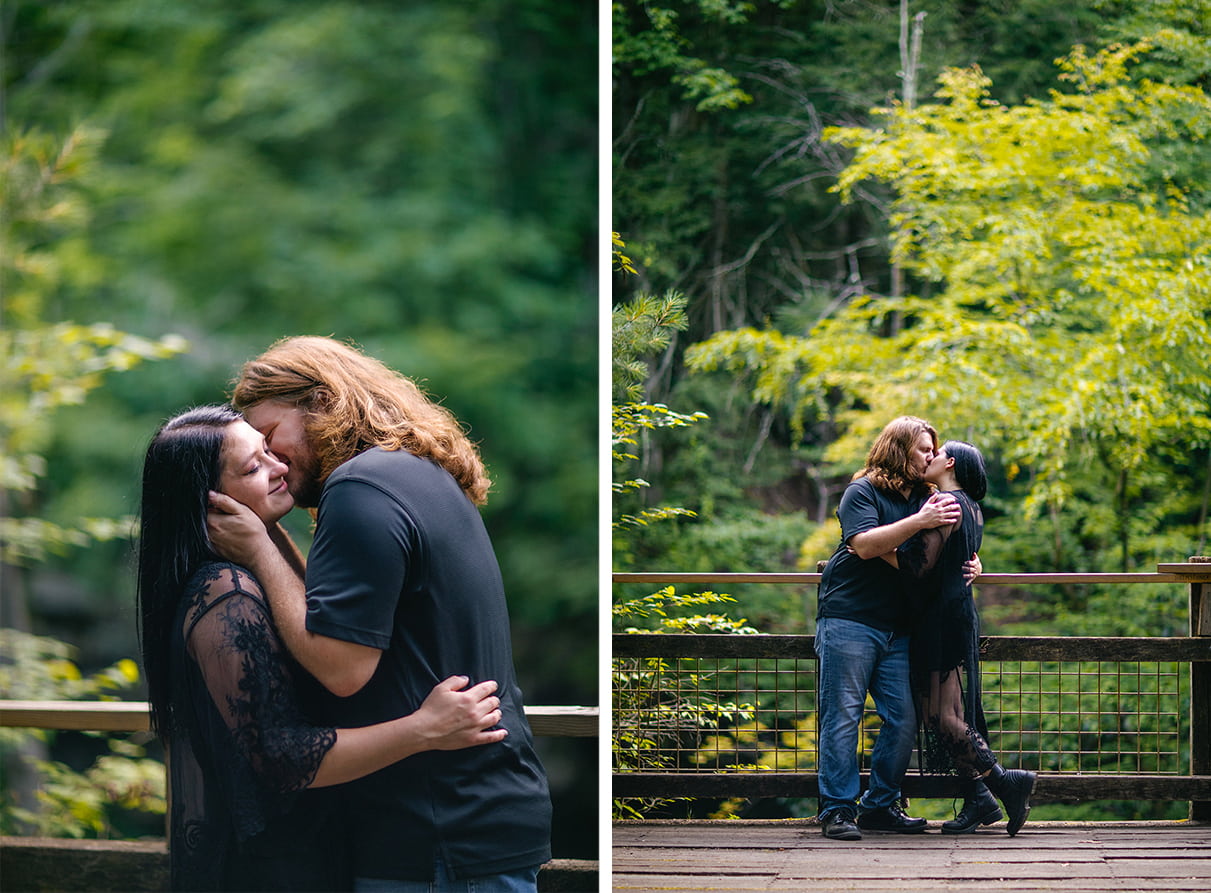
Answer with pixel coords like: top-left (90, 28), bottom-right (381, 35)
top-left (613, 246), bottom-right (770, 819)
top-left (1, 132), bottom-right (184, 851)
top-left (1, 125), bottom-right (189, 567)
top-left (612, 265), bottom-right (709, 545)
top-left (612, 304), bottom-right (820, 625)
top-left (2, 322), bottom-right (187, 565)
top-left (2, 126), bottom-right (106, 326)
top-left (614, 585), bottom-right (758, 634)
top-left (3, 0), bottom-right (598, 713)
top-left (612, 231), bottom-right (638, 276)
top-left (612, 289), bottom-right (692, 402)
top-left (5, 739), bottom-right (167, 838)
top-left (1100, 0), bottom-right (1211, 87)
top-left (0, 629), bottom-right (139, 705)
top-left (686, 39), bottom-right (1211, 571)
top-left (612, 400), bottom-right (706, 530)
top-left (0, 629), bottom-right (166, 837)
top-left (623, 512), bottom-right (813, 631)
top-left (612, 587), bottom-right (759, 819)
top-left (616, 0), bottom-right (1210, 584)
top-left (611, 288), bottom-right (708, 534)
top-left (613, 0), bottom-right (789, 113)
top-left (614, 0), bottom-right (1111, 322)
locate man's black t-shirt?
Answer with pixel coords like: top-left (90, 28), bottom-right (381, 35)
top-left (816, 477), bottom-right (921, 633)
top-left (301, 447), bottom-right (551, 882)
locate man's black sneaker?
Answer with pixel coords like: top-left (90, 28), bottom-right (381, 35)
top-left (821, 807), bottom-right (862, 840)
top-left (857, 802), bottom-right (928, 833)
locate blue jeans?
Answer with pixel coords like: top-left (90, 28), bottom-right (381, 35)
top-left (354, 860), bottom-right (539, 893)
top-left (815, 616), bottom-right (916, 817)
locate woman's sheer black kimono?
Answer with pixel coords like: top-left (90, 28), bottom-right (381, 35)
top-left (897, 491), bottom-right (993, 777)
top-left (168, 561), bottom-right (349, 891)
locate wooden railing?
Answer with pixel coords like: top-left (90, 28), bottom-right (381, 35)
top-left (613, 561), bottom-right (1211, 820)
top-left (0, 701), bottom-right (599, 892)
top-left (0, 701), bottom-right (599, 737)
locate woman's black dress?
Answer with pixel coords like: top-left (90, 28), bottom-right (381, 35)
top-left (167, 560), bottom-right (350, 891)
top-left (898, 490), bottom-right (992, 776)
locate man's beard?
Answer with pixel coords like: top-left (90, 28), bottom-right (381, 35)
top-left (290, 453), bottom-right (326, 508)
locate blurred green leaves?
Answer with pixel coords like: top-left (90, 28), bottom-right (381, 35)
top-left (2, 1), bottom-right (597, 698)
top-left (2, 125), bottom-right (188, 566)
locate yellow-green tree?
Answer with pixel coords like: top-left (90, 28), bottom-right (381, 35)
top-left (1, 126), bottom-right (186, 594)
top-left (1, 126), bottom-right (183, 836)
top-left (687, 38), bottom-right (1211, 568)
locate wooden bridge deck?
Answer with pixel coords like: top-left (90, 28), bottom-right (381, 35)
top-left (613, 820), bottom-right (1211, 891)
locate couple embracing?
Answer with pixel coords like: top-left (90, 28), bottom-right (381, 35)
top-left (815, 416), bottom-right (1036, 841)
top-left (137, 337), bottom-right (551, 891)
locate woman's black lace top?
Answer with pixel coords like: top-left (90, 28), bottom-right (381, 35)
top-left (897, 492), bottom-right (989, 774)
top-left (897, 491), bottom-right (984, 673)
top-left (167, 561), bottom-right (347, 891)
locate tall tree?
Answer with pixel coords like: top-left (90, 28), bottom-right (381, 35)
top-left (1, 125), bottom-right (185, 626)
top-left (687, 40), bottom-right (1211, 569)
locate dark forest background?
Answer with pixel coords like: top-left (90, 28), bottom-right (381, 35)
top-left (613, 0), bottom-right (1209, 632)
top-left (2, 0), bottom-right (598, 858)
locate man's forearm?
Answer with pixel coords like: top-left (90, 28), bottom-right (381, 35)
top-left (848, 515), bottom-right (930, 559)
top-left (268, 522), bottom-right (306, 580)
top-left (245, 546), bottom-right (312, 663)
top-left (247, 547), bottom-right (382, 698)
top-left (849, 492), bottom-right (959, 558)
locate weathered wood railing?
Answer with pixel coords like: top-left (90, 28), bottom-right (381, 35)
top-left (0, 702), bottom-right (599, 892)
top-left (0, 701), bottom-right (599, 737)
top-left (613, 562), bottom-right (1211, 821)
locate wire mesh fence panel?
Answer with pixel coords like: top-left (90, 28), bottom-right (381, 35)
top-left (613, 656), bottom-right (819, 773)
top-left (615, 653), bottom-right (1189, 777)
top-left (981, 660), bottom-right (1187, 774)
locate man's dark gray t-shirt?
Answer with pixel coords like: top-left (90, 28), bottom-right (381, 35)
top-left (301, 447), bottom-right (551, 881)
top-left (817, 477), bottom-right (921, 634)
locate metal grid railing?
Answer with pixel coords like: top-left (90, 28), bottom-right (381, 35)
top-left (614, 656), bottom-right (818, 774)
top-left (613, 654), bottom-right (1189, 777)
top-left (983, 660), bottom-right (1185, 774)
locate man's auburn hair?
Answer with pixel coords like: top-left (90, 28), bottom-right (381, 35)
top-left (231, 336), bottom-right (491, 505)
top-left (854, 415), bottom-right (938, 497)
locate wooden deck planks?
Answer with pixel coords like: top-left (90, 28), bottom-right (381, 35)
top-left (613, 821), bottom-right (1211, 891)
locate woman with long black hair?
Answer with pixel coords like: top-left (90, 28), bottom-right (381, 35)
top-left (138, 405), bottom-right (505, 890)
top-left (893, 440), bottom-right (1036, 835)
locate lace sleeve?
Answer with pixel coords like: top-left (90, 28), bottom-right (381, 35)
top-left (897, 524), bottom-right (952, 579)
top-left (183, 565), bottom-right (337, 794)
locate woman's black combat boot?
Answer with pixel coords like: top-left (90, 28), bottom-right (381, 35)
top-left (941, 778), bottom-right (1001, 834)
top-left (983, 764), bottom-right (1036, 836)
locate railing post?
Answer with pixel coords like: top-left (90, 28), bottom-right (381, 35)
top-left (815, 560), bottom-right (826, 818)
top-left (1164, 557), bottom-right (1211, 821)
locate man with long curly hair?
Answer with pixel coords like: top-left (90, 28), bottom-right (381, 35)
top-left (207, 336), bottom-right (550, 891)
top-left (814, 416), bottom-right (961, 842)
